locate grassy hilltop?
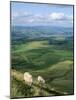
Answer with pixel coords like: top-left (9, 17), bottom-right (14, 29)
top-left (11, 29), bottom-right (74, 98)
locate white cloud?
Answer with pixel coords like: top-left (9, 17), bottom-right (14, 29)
top-left (34, 14), bottom-right (44, 19)
top-left (12, 11), bottom-right (30, 19)
top-left (28, 19), bottom-right (35, 23)
top-left (22, 12), bottom-right (29, 16)
top-left (12, 11), bottom-right (73, 25)
top-left (67, 15), bottom-right (73, 20)
top-left (48, 12), bottom-right (73, 21)
top-left (49, 13), bottom-right (65, 20)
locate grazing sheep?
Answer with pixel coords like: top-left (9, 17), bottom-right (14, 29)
top-left (24, 72), bottom-right (33, 86)
top-left (37, 76), bottom-right (45, 84)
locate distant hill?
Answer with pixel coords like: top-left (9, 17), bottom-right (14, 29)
top-left (11, 26), bottom-right (73, 43)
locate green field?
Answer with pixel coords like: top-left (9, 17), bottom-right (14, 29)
top-left (11, 38), bottom-right (74, 98)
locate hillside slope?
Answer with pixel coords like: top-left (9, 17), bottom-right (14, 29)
top-left (11, 60), bottom-right (74, 98)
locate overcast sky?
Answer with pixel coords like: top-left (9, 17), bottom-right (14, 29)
top-left (11, 2), bottom-right (73, 27)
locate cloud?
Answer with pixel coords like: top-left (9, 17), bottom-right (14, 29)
top-left (49, 13), bottom-right (65, 20)
top-left (12, 11), bottom-right (73, 26)
top-left (66, 15), bottom-right (73, 20)
top-left (34, 14), bottom-right (44, 19)
top-left (12, 11), bottom-right (31, 19)
top-left (48, 12), bottom-right (73, 21)
top-left (27, 19), bottom-right (35, 23)
top-left (11, 12), bottom-right (19, 20)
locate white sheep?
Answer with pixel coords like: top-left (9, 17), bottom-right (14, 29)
top-left (37, 76), bottom-right (45, 84)
top-left (23, 72), bottom-right (33, 86)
